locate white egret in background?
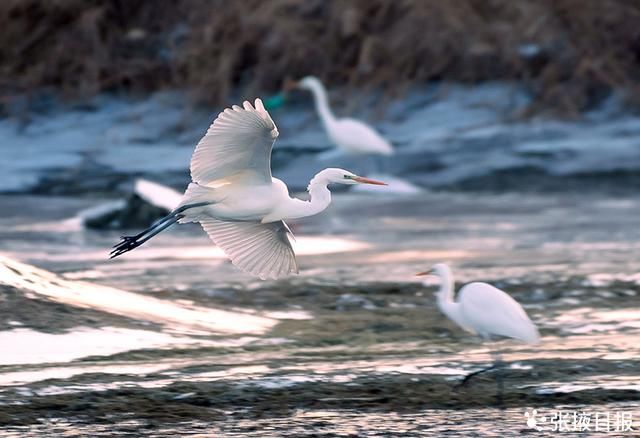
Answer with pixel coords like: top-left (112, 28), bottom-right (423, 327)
top-left (294, 76), bottom-right (394, 156)
top-left (417, 263), bottom-right (540, 404)
top-left (111, 99), bottom-right (386, 279)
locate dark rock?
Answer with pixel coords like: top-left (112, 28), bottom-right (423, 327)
top-left (85, 193), bottom-right (169, 230)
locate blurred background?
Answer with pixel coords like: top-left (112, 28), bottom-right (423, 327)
top-left (1, 1), bottom-right (639, 435)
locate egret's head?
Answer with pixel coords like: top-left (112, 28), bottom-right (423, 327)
top-left (296, 76), bottom-right (322, 91)
top-left (416, 263), bottom-right (452, 293)
top-left (322, 168), bottom-right (387, 186)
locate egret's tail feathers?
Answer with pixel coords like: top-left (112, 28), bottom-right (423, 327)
top-left (177, 183), bottom-right (217, 224)
top-left (517, 320), bottom-right (541, 345)
top-left (181, 182), bottom-right (216, 204)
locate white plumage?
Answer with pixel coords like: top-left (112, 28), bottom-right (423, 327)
top-left (190, 99), bottom-right (277, 186)
top-left (199, 219), bottom-right (297, 279)
top-left (419, 263), bottom-right (540, 344)
top-left (296, 76), bottom-right (394, 156)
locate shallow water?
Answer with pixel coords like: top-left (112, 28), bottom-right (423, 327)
top-left (1, 191), bottom-right (639, 434)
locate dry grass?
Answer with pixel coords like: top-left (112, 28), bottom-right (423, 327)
top-left (1, 0), bottom-right (640, 114)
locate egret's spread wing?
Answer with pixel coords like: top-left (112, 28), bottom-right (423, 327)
top-left (199, 218), bottom-right (298, 280)
top-left (191, 99), bottom-right (278, 186)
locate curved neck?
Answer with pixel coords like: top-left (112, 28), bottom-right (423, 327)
top-left (436, 268), bottom-right (455, 303)
top-left (306, 81), bottom-right (336, 129)
top-left (284, 171), bottom-right (333, 219)
top-left (433, 270), bottom-right (463, 324)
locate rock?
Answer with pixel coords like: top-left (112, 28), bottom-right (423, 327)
top-left (84, 193), bottom-right (170, 230)
top-left (82, 179), bottom-right (182, 230)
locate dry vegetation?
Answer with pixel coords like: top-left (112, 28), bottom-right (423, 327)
top-left (1, 0), bottom-right (640, 113)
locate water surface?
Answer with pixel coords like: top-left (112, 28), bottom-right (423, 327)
top-left (1, 191), bottom-right (639, 435)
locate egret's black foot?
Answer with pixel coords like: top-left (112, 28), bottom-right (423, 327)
top-left (110, 235), bottom-right (142, 259)
top-left (454, 362), bottom-right (507, 409)
top-left (107, 208), bottom-right (199, 260)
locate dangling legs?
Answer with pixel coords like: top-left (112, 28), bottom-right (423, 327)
top-left (110, 202), bottom-right (210, 259)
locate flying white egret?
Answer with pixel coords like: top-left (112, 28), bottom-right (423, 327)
top-left (294, 76), bottom-right (394, 156)
top-left (111, 99), bottom-right (386, 279)
top-left (417, 263), bottom-right (540, 403)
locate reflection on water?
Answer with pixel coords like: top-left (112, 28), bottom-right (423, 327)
top-left (0, 362), bottom-right (181, 387)
top-left (532, 375), bottom-right (640, 394)
top-left (543, 307), bottom-right (640, 335)
top-left (0, 255), bottom-right (276, 335)
top-left (0, 327), bottom-right (202, 366)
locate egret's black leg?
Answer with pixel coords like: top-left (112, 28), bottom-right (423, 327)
top-left (109, 201), bottom-right (211, 259)
top-left (126, 210), bottom-right (182, 241)
top-left (110, 215), bottom-right (181, 258)
top-left (456, 357), bottom-right (507, 408)
top-left (491, 349), bottom-right (505, 409)
top-left (495, 364), bottom-right (505, 409)
top-left (457, 362), bottom-right (498, 387)
top-left (456, 345), bottom-right (506, 406)
top-left (120, 202), bottom-right (202, 242)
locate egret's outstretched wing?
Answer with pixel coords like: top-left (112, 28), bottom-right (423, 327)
top-left (190, 99), bottom-right (278, 186)
top-left (199, 218), bottom-right (298, 280)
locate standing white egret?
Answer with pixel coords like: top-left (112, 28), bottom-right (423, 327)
top-left (294, 76), bottom-right (394, 156)
top-left (417, 263), bottom-right (540, 403)
top-left (111, 99), bottom-right (386, 279)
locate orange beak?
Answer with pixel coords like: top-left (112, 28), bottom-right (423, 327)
top-left (415, 270), bottom-right (433, 276)
top-left (352, 176), bottom-right (388, 186)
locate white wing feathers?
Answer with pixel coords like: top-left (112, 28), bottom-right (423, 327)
top-left (459, 283), bottom-right (540, 344)
top-left (199, 218), bottom-right (298, 280)
top-left (190, 98), bottom-right (279, 186)
top-left (188, 99), bottom-right (297, 280)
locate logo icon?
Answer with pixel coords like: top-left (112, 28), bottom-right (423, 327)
top-left (525, 409), bottom-right (545, 431)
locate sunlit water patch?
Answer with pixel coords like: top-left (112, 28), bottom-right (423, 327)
top-left (0, 255), bottom-right (276, 335)
top-left (531, 375), bottom-right (640, 394)
top-left (0, 327), bottom-right (203, 366)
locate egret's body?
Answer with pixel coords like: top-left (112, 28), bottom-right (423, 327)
top-left (296, 76), bottom-right (393, 156)
top-left (111, 99), bottom-right (385, 279)
top-left (421, 264), bottom-right (539, 344)
top-left (418, 263), bottom-right (540, 404)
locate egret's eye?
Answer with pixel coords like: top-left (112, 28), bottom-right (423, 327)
top-left (343, 175), bottom-right (351, 179)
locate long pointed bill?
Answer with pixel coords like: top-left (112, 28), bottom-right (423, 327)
top-left (353, 176), bottom-right (387, 186)
top-left (416, 270), bottom-right (434, 276)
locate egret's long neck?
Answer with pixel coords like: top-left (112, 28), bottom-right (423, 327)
top-left (284, 172), bottom-right (333, 220)
top-left (434, 270), bottom-right (462, 323)
top-left (307, 81), bottom-right (336, 130)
